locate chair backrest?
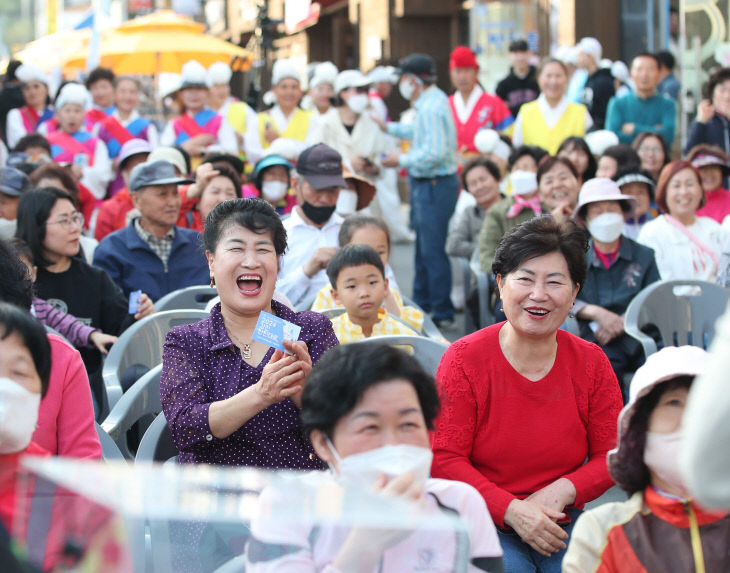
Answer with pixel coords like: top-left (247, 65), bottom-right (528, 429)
top-left (351, 335), bottom-right (449, 377)
top-left (319, 307), bottom-right (345, 319)
top-left (624, 279), bottom-right (729, 357)
top-left (135, 412), bottom-right (179, 464)
top-left (95, 422), bottom-right (126, 462)
top-left (388, 294), bottom-right (445, 340)
top-left (102, 310), bottom-right (209, 411)
top-left (101, 365), bottom-right (163, 459)
top-left (154, 285), bottom-right (218, 312)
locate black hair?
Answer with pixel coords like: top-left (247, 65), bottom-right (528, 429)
top-left (301, 342), bottom-right (441, 437)
top-left (174, 146), bottom-right (192, 175)
top-left (203, 153), bottom-right (245, 176)
top-left (509, 39), bottom-right (529, 53)
top-left (632, 52), bottom-right (660, 68)
top-left (28, 164), bottom-right (80, 203)
top-left (705, 67), bottom-right (730, 100)
top-left (5, 60), bottom-right (22, 82)
top-left (15, 188), bottom-right (76, 268)
top-left (632, 132), bottom-right (669, 168)
top-left (492, 215), bottom-right (588, 290)
top-left (8, 237), bottom-right (33, 265)
top-left (557, 136), bottom-right (597, 180)
top-left (655, 50), bottom-right (675, 71)
top-left (613, 165), bottom-right (657, 201)
top-left (0, 239), bottom-right (34, 311)
top-left (536, 155), bottom-right (579, 184)
top-left (326, 243), bottom-right (385, 288)
top-left (508, 145), bottom-right (548, 171)
top-left (85, 67), bottom-right (115, 90)
top-left (461, 157), bottom-right (501, 193)
top-left (611, 376), bottom-right (694, 494)
top-left (13, 133), bottom-right (51, 155)
top-left (0, 302), bottom-right (51, 397)
top-left (203, 162), bottom-right (242, 199)
top-left (252, 158), bottom-right (291, 192)
top-left (600, 144), bottom-right (641, 169)
top-left (203, 197), bottom-right (287, 255)
top-left (338, 213), bottom-right (391, 249)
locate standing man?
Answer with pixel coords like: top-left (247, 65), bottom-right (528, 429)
top-left (379, 53), bottom-right (459, 328)
top-left (605, 53), bottom-right (676, 146)
top-left (496, 39), bottom-right (540, 118)
top-left (656, 50), bottom-right (681, 101)
top-left (577, 37), bottom-right (615, 129)
top-left (448, 46), bottom-right (513, 162)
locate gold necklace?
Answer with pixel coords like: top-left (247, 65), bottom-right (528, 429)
top-left (226, 327), bottom-right (253, 360)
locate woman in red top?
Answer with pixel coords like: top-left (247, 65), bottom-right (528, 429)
top-left (178, 161), bottom-right (243, 232)
top-left (432, 215), bottom-right (623, 573)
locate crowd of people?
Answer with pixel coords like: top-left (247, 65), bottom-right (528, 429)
top-left (0, 33), bottom-right (730, 572)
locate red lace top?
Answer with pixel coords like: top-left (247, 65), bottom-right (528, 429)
top-left (431, 323), bottom-right (622, 527)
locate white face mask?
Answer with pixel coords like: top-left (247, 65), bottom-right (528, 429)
top-left (588, 212), bottom-right (624, 243)
top-left (261, 180), bottom-right (288, 203)
top-left (336, 188), bottom-right (358, 215)
top-left (346, 93), bottom-right (369, 114)
top-left (0, 377), bottom-right (40, 454)
top-left (399, 78), bottom-right (416, 101)
top-left (326, 438), bottom-right (433, 488)
top-left (644, 430), bottom-right (688, 496)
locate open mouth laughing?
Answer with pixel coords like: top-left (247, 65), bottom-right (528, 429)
top-left (236, 273), bottom-right (263, 297)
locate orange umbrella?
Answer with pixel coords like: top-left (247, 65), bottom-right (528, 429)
top-left (115, 9), bottom-right (205, 33)
top-left (14, 29), bottom-right (91, 73)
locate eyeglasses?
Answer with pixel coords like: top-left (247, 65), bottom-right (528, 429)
top-left (46, 213), bottom-right (84, 230)
top-left (638, 146), bottom-right (663, 155)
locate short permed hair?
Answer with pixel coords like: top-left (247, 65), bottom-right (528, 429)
top-left (600, 144), bottom-right (641, 169)
top-left (461, 157), bottom-right (501, 192)
top-left (705, 67), bottom-right (730, 100)
top-left (326, 243), bottom-right (385, 288)
top-left (655, 160), bottom-right (706, 213)
top-left (508, 145), bottom-right (548, 171)
top-left (536, 155), bottom-right (579, 185)
top-left (301, 342), bottom-right (440, 437)
top-left (203, 198), bottom-right (287, 255)
top-left (0, 239), bottom-right (34, 311)
top-left (492, 215), bottom-right (588, 290)
top-left (13, 133), bottom-right (51, 155)
top-left (85, 67), bottom-right (115, 90)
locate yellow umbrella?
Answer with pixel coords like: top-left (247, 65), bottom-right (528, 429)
top-left (115, 9), bottom-right (205, 33)
top-left (14, 29), bottom-right (91, 73)
top-left (63, 28), bottom-right (251, 75)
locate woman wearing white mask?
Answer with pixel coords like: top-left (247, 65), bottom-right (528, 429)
top-left (572, 178), bottom-right (660, 393)
top-left (250, 154), bottom-right (296, 215)
top-left (563, 345), bottom-right (730, 573)
top-left (245, 342), bottom-right (505, 572)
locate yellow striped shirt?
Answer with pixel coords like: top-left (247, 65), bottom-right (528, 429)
top-left (330, 308), bottom-right (420, 344)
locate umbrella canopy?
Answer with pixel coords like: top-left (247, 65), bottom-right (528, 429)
top-left (63, 27), bottom-right (251, 75)
top-left (14, 29), bottom-right (91, 73)
top-left (115, 9), bottom-right (205, 33)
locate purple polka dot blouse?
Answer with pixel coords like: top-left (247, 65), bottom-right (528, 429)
top-left (160, 300), bottom-right (338, 469)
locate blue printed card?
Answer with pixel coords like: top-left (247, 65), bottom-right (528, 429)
top-left (128, 290), bottom-right (142, 314)
top-left (252, 311), bottom-right (302, 352)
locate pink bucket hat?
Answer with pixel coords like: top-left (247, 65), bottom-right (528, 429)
top-left (573, 177), bottom-right (636, 226)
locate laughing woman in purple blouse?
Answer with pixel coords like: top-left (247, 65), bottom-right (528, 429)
top-left (160, 198), bottom-right (338, 469)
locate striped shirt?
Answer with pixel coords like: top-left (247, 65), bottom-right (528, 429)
top-left (387, 85), bottom-right (458, 178)
top-left (331, 308), bottom-right (419, 344)
top-left (32, 297), bottom-right (96, 349)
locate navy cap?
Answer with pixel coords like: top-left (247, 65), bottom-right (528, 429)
top-left (398, 53), bottom-right (436, 82)
top-left (129, 160), bottom-right (195, 192)
top-left (296, 144), bottom-right (346, 190)
top-left (0, 167), bottom-right (32, 197)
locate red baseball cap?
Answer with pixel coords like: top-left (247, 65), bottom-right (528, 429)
top-left (449, 46), bottom-right (479, 70)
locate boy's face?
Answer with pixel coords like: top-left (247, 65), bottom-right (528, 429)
top-left (332, 264), bottom-right (389, 324)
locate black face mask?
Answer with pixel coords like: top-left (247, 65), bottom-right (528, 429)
top-left (301, 201), bottom-right (336, 225)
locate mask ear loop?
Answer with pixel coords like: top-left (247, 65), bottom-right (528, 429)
top-left (324, 436), bottom-right (344, 476)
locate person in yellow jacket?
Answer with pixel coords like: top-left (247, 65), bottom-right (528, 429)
top-left (511, 58), bottom-right (593, 155)
top-left (255, 59), bottom-right (319, 161)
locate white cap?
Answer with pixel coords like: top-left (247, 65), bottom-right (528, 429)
top-left (334, 69), bottom-right (371, 94)
top-left (554, 45), bottom-right (578, 66)
top-left (262, 90), bottom-right (276, 107)
top-left (309, 61), bottom-right (338, 89)
top-left (16, 63), bottom-right (49, 87)
top-left (55, 83), bottom-right (90, 110)
top-left (272, 59), bottom-right (301, 86)
top-left (611, 60), bottom-right (630, 83)
top-left (180, 60), bottom-right (208, 89)
top-left (585, 129), bottom-right (619, 156)
top-left (577, 37), bottom-right (602, 63)
top-left (368, 65), bottom-right (399, 84)
top-left (207, 62), bottom-right (232, 86)
top-left (599, 58), bottom-right (613, 69)
top-left (474, 129), bottom-right (511, 162)
top-left (262, 137), bottom-right (306, 161)
top-left (510, 170), bottom-right (538, 196)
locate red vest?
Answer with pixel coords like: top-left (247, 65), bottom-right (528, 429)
top-left (448, 91), bottom-right (513, 153)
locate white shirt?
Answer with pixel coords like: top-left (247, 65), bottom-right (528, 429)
top-left (637, 214), bottom-right (730, 282)
top-left (160, 109), bottom-right (239, 156)
top-left (6, 107), bottom-right (47, 149)
top-left (277, 208), bottom-right (343, 308)
top-left (511, 94), bottom-right (594, 147)
top-left (221, 100), bottom-right (263, 165)
top-left (452, 85), bottom-right (484, 124)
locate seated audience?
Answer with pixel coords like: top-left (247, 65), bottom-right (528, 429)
top-left (432, 216), bottom-right (622, 572)
top-left (507, 144), bottom-right (548, 174)
top-left (177, 161), bottom-right (242, 232)
top-left (633, 131), bottom-right (669, 181)
top-left (537, 155), bottom-right (581, 222)
top-left (557, 136), bottom-right (596, 183)
top-left (684, 67), bottom-right (730, 172)
top-left (250, 154), bottom-right (296, 216)
top-left (0, 166), bottom-right (32, 239)
top-left (326, 244), bottom-right (419, 343)
top-left (160, 198), bottom-right (338, 468)
top-left (245, 342), bottom-right (504, 572)
top-left (637, 160), bottom-right (729, 282)
top-left (6, 64), bottom-right (55, 149)
top-left (686, 144), bottom-right (730, 223)
top-left (613, 166), bottom-right (656, 239)
top-left (571, 178), bottom-right (660, 391)
top-left (595, 144), bottom-right (641, 179)
top-left (564, 346), bottom-right (730, 572)
top-left (93, 160), bottom-right (209, 301)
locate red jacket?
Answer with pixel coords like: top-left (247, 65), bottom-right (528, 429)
top-left (94, 187), bottom-right (133, 241)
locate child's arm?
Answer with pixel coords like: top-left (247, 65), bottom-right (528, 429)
top-left (32, 297), bottom-right (108, 351)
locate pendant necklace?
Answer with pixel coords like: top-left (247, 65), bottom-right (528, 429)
top-left (227, 327), bottom-right (252, 360)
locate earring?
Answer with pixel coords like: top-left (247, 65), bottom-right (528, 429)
top-left (210, 276), bottom-right (216, 287)
top-left (569, 303), bottom-right (575, 319)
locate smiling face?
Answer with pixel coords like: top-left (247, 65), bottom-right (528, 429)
top-left (310, 82), bottom-right (334, 109)
top-left (89, 78), bottom-right (114, 108)
top-left (313, 379), bottom-right (430, 464)
top-left (22, 80), bottom-right (48, 109)
top-left (712, 79), bottom-right (730, 118)
top-left (332, 263), bottom-right (388, 326)
top-left (180, 86), bottom-right (208, 114)
top-left (698, 164), bottom-right (724, 192)
top-left (114, 78), bottom-right (139, 114)
top-left (596, 156), bottom-right (618, 178)
top-left (131, 184), bottom-right (181, 230)
top-left (558, 146), bottom-right (589, 178)
top-left (620, 181), bottom-right (651, 218)
top-left (631, 56), bottom-right (659, 97)
top-left (198, 175), bottom-right (238, 223)
top-left (273, 78), bottom-right (303, 112)
top-left (539, 162), bottom-right (579, 209)
top-left (636, 135), bottom-right (666, 176)
top-left (538, 61), bottom-right (568, 103)
top-left (497, 251), bottom-right (578, 339)
top-left (206, 223), bottom-right (278, 316)
top-left (209, 83), bottom-right (230, 110)
top-left (42, 198), bottom-right (82, 263)
top-left (465, 165), bottom-right (500, 210)
top-left (665, 168), bottom-right (703, 220)
top-left (0, 332), bottom-right (42, 395)
top-left (57, 103), bottom-right (86, 134)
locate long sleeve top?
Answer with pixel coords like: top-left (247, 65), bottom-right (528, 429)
top-left (605, 91), bottom-right (676, 146)
top-left (431, 323), bottom-right (622, 527)
top-left (446, 205), bottom-right (486, 259)
top-left (387, 85), bottom-right (458, 178)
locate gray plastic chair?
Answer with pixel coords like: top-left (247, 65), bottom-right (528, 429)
top-left (135, 412), bottom-right (179, 464)
top-left (397, 294), bottom-right (445, 340)
top-left (624, 279), bottom-right (729, 357)
top-left (102, 365), bottom-right (163, 459)
top-left (102, 310), bottom-right (209, 414)
top-left (154, 285), bottom-right (218, 311)
top-left (351, 335), bottom-right (449, 377)
top-left (318, 307), bottom-right (429, 338)
top-left (95, 422), bottom-right (126, 462)
top-left (469, 259), bottom-right (497, 329)
top-left (459, 258), bottom-right (476, 333)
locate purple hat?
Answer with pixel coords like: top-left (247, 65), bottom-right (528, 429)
top-left (574, 177), bottom-right (636, 225)
top-left (118, 139), bottom-right (154, 171)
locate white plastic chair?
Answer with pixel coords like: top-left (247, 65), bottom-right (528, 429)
top-left (154, 285), bottom-right (218, 312)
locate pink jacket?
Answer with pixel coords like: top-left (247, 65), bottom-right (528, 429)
top-left (33, 334), bottom-right (102, 459)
